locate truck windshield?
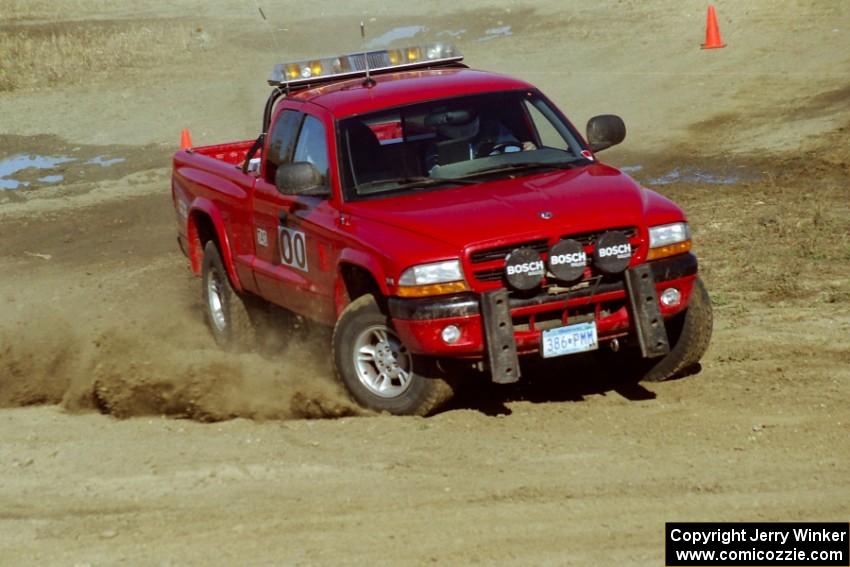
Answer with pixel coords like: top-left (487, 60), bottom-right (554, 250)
top-left (337, 90), bottom-right (588, 200)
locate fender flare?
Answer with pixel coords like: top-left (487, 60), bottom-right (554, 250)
top-left (187, 198), bottom-right (243, 291)
top-left (336, 249), bottom-right (390, 316)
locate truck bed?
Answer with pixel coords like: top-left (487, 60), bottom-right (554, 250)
top-left (171, 139), bottom-right (258, 282)
top-left (189, 140), bottom-right (255, 167)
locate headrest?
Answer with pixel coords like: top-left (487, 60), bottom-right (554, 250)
top-left (424, 109), bottom-right (477, 127)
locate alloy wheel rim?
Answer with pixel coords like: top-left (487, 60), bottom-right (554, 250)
top-left (207, 269), bottom-right (227, 332)
top-left (352, 325), bottom-right (413, 398)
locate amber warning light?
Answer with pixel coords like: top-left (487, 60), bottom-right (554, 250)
top-left (267, 43), bottom-right (463, 87)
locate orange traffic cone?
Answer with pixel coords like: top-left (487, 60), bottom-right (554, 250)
top-left (701, 5), bottom-right (726, 49)
top-left (180, 128), bottom-right (193, 149)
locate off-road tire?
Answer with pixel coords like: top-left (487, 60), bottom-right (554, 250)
top-left (332, 294), bottom-right (455, 416)
top-left (201, 241), bottom-right (257, 350)
top-left (641, 277), bottom-right (713, 382)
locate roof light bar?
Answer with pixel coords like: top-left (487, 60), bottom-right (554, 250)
top-left (267, 43), bottom-right (463, 87)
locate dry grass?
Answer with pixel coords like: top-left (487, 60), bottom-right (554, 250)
top-left (1, 0), bottom-right (166, 20)
top-left (661, 159), bottom-right (850, 309)
top-left (0, 19), bottom-right (204, 92)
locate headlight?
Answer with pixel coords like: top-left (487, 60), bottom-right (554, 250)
top-left (647, 222), bottom-right (692, 260)
top-left (649, 222), bottom-right (690, 247)
top-left (399, 260), bottom-right (463, 285)
top-left (398, 260), bottom-right (468, 297)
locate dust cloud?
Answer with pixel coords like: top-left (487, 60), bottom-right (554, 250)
top-left (0, 305), bottom-right (362, 421)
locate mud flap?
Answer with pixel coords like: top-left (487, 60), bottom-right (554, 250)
top-left (481, 289), bottom-right (521, 384)
top-left (625, 264), bottom-right (671, 358)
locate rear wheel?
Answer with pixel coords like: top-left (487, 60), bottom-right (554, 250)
top-left (333, 294), bottom-right (455, 415)
top-left (201, 241), bottom-right (257, 350)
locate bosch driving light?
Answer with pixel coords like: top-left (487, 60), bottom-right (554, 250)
top-left (647, 222), bottom-right (692, 260)
top-left (397, 260), bottom-right (468, 297)
top-left (268, 44), bottom-right (462, 87)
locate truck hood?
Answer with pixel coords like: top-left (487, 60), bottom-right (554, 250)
top-left (347, 163), bottom-right (659, 251)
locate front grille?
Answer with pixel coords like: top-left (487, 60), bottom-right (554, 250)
top-left (566, 227), bottom-right (638, 246)
top-left (467, 227), bottom-right (639, 287)
top-left (469, 239), bottom-right (549, 264)
top-left (473, 268), bottom-right (505, 282)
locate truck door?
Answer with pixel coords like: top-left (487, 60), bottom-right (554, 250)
top-left (252, 108), bottom-right (338, 323)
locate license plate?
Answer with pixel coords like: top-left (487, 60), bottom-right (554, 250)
top-left (541, 322), bottom-right (598, 359)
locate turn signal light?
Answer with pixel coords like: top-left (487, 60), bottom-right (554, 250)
top-left (646, 240), bottom-right (692, 261)
top-left (396, 281), bottom-right (469, 298)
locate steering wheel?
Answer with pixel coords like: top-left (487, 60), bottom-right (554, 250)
top-left (475, 141), bottom-right (523, 157)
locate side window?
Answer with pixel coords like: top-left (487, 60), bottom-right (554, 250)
top-left (292, 115), bottom-right (330, 189)
top-left (524, 100), bottom-right (568, 150)
top-left (265, 110), bottom-right (303, 183)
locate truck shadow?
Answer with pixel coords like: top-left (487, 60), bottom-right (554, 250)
top-left (447, 355), bottom-right (703, 416)
top-left (250, 309), bottom-right (702, 418)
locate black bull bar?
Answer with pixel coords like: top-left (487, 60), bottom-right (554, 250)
top-left (389, 253), bottom-right (698, 384)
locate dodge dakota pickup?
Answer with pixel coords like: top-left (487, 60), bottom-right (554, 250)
top-left (171, 43), bottom-right (712, 415)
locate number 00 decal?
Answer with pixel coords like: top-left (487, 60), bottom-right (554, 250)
top-left (278, 226), bottom-right (308, 272)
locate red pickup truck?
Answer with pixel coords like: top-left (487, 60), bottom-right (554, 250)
top-left (171, 44), bottom-right (712, 415)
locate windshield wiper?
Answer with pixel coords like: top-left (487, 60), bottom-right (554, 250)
top-left (355, 176), bottom-right (477, 193)
top-left (461, 159), bottom-right (585, 179)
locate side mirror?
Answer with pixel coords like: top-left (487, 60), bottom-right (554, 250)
top-left (586, 114), bottom-right (626, 153)
top-left (275, 162), bottom-right (328, 196)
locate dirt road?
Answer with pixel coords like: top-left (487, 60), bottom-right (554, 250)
top-left (1, 1), bottom-right (848, 565)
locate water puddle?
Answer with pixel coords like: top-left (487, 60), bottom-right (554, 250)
top-left (364, 23), bottom-right (513, 48)
top-left (619, 165), bottom-right (644, 174)
top-left (0, 152), bottom-right (125, 191)
top-left (478, 25), bottom-right (513, 42)
top-left (87, 155), bottom-right (126, 167)
top-left (437, 29), bottom-right (466, 39)
top-left (0, 155), bottom-right (75, 190)
top-left (646, 166), bottom-right (748, 186)
top-left (618, 161), bottom-right (759, 187)
top-left (366, 25), bottom-right (427, 49)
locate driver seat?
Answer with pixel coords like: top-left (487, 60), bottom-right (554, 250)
top-left (346, 121), bottom-right (394, 184)
top-left (425, 109), bottom-right (480, 169)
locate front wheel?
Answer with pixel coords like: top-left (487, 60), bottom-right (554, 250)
top-left (332, 295), bottom-right (455, 415)
top-left (599, 277), bottom-right (713, 382)
top-left (642, 277), bottom-right (713, 381)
